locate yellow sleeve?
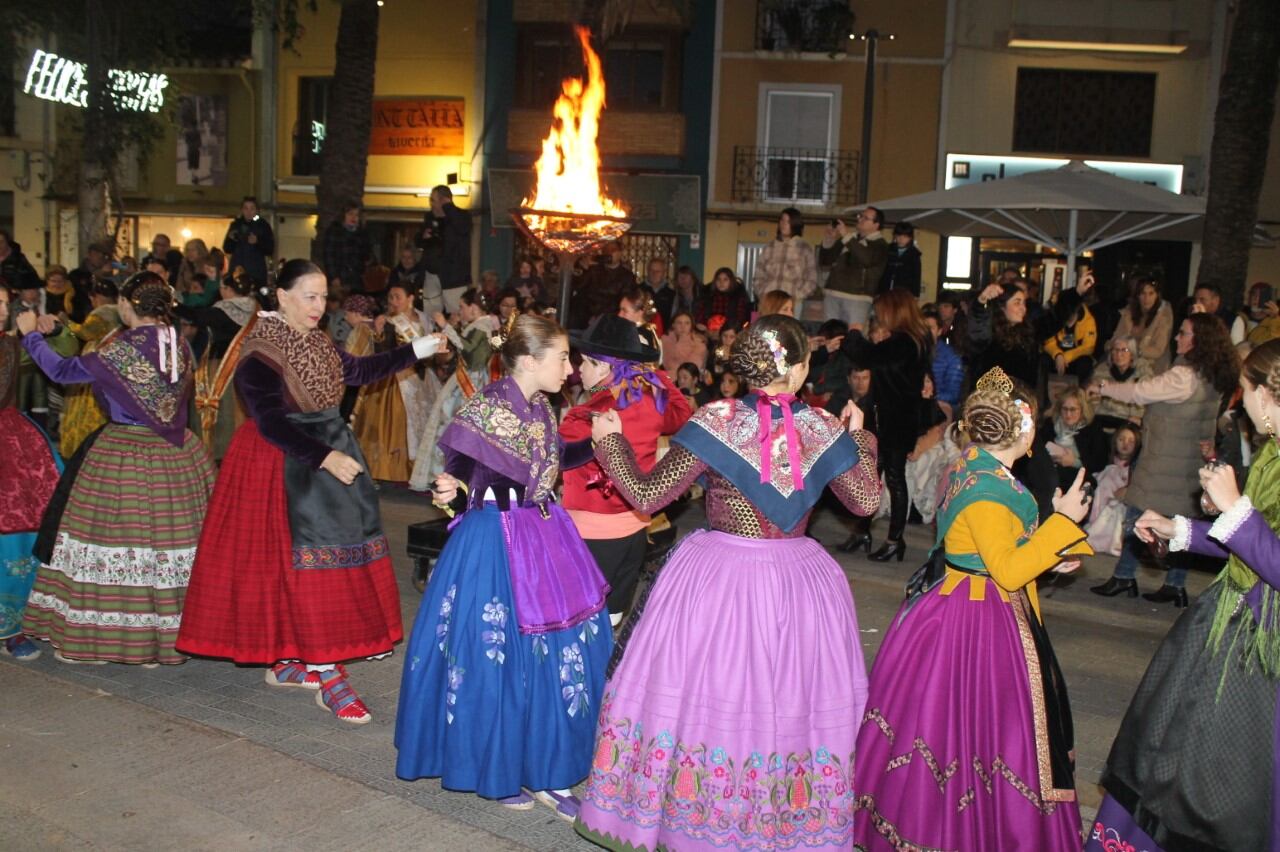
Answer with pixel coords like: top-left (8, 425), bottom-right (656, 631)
top-left (952, 503), bottom-right (1092, 592)
top-left (1042, 333), bottom-right (1064, 359)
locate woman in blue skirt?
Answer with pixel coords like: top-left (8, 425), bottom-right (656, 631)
top-left (396, 313), bottom-right (611, 821)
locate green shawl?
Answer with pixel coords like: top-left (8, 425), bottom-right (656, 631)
top-left (1208, 437), bottom-right (1280, 679)
top-left (935, 445), bottom-right (1039, 573)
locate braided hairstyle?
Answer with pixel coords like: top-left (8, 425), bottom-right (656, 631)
top-left (728, 314), bottom-right (810, 388)
top-left (500, 313), bottom-right (565, 374)
top-left (958, 369), bottom-right (1038, 450)
top-left (1243, 338), bottom-right (1280, 402)
top-left (120, 271), bottom-right (176, 325)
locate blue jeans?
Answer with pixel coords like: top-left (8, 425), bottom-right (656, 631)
top-left (823, 292), bottom-right (872, 329)
top-left (1111, 503), bottom-right (1189, 588)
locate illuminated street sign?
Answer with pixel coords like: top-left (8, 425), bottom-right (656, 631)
top-left (22, 49), bottom-right (168, 113)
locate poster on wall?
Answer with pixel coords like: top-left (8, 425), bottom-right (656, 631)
top-left (176, 95), bottom-right (228, 186)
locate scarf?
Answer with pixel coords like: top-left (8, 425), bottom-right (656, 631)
top-left (214, 296), bottom-right (257, 327)
top-left (1208, 437), bottom-right (1280, 680)
top-left (1108, 364), bottom-right (1136, 383)
top-left (1053, 416), bottom-right (1083, 456)
top-left (591, 353), bottom-right (667, 414)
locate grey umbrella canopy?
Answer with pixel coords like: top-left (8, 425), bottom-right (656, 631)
top-left (862, 160), bottom-right (1208, 287)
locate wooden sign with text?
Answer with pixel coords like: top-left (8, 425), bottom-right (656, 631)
top-left (369, 98), bottom-right (464, 156)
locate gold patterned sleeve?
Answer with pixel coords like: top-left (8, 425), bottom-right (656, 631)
top-left (828, 429), bottom-right (880, 517)
top-left (594, 432), bottom-right (708, 514)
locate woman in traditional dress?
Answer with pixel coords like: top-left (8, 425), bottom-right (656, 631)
top-left (183, 273), bottom-right (259, 462)
top-left (349, 282), bottom-right (437, 482)
top-left (560, 315), bottom-right (692, 627)
top-left (408, 289), bottom-right (499, 491)
top-left (851, 367), bottom-right (1093, 851)
top-left (0, 288), bottom-right (63, 661)
top-left (1087, 338), bottom-right (1280, 852)
top-left (59, 277), bottom-right (121, 458)
top-left (575, 314), bottom-right (881, 851)
top-left (177, 260), bottom-right (445, 723)
top-left (17, 272), bottom-right (215, 665)
top-left (396, 314), bottom-right (612, 819)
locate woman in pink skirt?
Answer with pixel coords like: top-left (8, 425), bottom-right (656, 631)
top-left (575, 314), bottom-right (880, 851)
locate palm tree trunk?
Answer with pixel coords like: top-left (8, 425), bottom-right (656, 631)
top-left (315, 0), bottom-right (380, 241)
top-left (1195, 0), bottom-right (1280, 308)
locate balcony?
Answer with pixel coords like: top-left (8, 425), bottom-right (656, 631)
top-left (732, 146), bottom-right (860, 207)
top-left (755, 1), bottom-right (856, 54)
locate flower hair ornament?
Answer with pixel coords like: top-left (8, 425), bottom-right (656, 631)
top-left (758, 329), bottom-right (789, 377)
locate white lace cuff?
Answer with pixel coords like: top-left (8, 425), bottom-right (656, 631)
top-left (412, 335), bottom-right (442, 359)
top-left (1208, 495), bottom-right (1254, 546)
top-left (1168, 515), bottom-right (1192, 552)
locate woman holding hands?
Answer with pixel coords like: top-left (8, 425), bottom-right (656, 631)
top-left (1089, 338), bottom-right (1280, 852)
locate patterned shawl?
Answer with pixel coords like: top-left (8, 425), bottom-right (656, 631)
top-left (934, 445), bottom-right (1039, 572)
top-left (439, 375), bottom-right (560, 504)
top-left (239, 313), bottom-right (344, 412)
top-left (671, 394), bottom-right (857, 533)
top-left (81, 325), bottom-right (194, 447)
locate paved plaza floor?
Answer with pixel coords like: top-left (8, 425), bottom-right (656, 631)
top-left (1, 488), bottom-right (1206, 850)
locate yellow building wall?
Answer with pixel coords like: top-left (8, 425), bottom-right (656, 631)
top-left (274, 0), bottom-right (480, 214)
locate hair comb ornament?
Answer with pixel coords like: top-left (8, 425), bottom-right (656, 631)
top-left (759, 329), bottom-right (788, 376)
top-left (974, 366), bottom-right (1014, 396)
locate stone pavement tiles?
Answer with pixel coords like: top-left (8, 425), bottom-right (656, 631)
top-left (2, 488), bottom-right (1202, 848)
top-left (0, 663), bottom-right (527, 851)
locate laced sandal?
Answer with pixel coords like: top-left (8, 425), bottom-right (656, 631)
top-left (1, 635), bottom-right (41, 661)
top-left (314, 667), bottom-right (372, 725)
top-left (498, 792), bottom-right (536, 810)
top-left (532, 789), bottom-right (581, 822)
top-left (265, 662), bottom-right (322, 690)
top-left (53, 650), bottom-right (107, 665)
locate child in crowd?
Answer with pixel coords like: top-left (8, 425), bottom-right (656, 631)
top-left (1085, 424), bottom-right (1142, 555)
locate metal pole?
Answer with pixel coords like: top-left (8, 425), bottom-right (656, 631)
top-left (857, 30), bottom-right (879, 205)
top-left (558, 251), bottom-right (574, 327)
top-left (1066, 208), bottom-right (1078, 294)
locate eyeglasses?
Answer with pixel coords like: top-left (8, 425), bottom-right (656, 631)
top-left (1111, 347), bottom-right (1130, 354)
top-left (857, 213), bottom-right (877, 222)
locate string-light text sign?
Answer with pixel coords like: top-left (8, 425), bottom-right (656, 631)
top-left (23, 49), bottom-right (168, 113)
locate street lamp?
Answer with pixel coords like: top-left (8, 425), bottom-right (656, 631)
top-left (856, 29), bottom-right (895, 204)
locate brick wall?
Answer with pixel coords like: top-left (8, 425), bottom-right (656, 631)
top-left (507, 109), bottom-right (685, 157)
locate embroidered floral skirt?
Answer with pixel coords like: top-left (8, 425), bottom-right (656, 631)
top-left (178, 418), bottom-right (403, 664)
top-left (575, 530), bottom-right (869, 852)
top-left (21, 424), bottom-right (214, 664)
top-left (395, 504), bottom-right (612, 799)
top-left (1088, 581), bottom-right (1277, 852)
top-left (851, 582), bottom-right (1081, 851)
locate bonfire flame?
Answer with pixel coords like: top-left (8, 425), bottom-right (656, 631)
top-left (519, 25), bottom-right (628, 252)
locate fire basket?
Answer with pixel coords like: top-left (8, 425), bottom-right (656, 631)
top-left (511, 206), bottom-right (633, 323)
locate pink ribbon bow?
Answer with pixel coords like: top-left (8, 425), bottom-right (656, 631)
top-left (756, 392), bottom-right (804, 491)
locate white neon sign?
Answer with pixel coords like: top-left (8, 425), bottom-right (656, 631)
top-left (23, 49), bottom-right (168, 113)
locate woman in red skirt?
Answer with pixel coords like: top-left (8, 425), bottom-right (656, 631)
top-left (178, 259), bottom-right (444, 724)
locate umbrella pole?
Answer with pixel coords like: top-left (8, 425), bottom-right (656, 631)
top-left (1065, 208), bottom-right (1079, 294)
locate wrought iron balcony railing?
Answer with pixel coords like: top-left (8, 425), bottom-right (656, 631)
top-left (755, 1), bottom-right (856, 54)
top-left (732, 146), bottom-right (860, 207)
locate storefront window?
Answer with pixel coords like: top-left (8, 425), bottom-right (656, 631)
top-left (292, 76), bottom-right (331, 177)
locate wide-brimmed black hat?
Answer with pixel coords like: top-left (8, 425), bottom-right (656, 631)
top-left (570, 314), bottom-right (660, 363)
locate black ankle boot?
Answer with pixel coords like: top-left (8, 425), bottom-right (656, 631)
top-left (1090, 577), bottom-right (1138, 597)
top-left (868, 539), bottom-right (906, 562)
top-left (839, 532), bottom-right (873, 554)
top-left (1142, 585), bottom-right (1189, 607)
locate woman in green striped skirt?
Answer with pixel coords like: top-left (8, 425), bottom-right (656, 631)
top-left (15, 272), bottom-right (215, 665)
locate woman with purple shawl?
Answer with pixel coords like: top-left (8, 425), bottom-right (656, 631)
top-left (1086, 339), bottom-right (1280, 852)
top-left (15, 272), bottom-right (216, 664)
top-left (396, 314), bottom-right (612, 820)
top-left (576, 315), bottom-right (881, 851)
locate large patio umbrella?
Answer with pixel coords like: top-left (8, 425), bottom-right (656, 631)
top-left (863, 160), bottom-right (1207, 287)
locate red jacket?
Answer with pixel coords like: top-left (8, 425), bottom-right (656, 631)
top-left (559, 370), bottom-right (692, 515)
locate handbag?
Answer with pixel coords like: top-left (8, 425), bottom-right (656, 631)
top-left (898, 544), bottom-right (947, 626)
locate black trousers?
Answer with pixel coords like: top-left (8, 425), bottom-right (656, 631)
top-left (881, 444), bottom-right (910, 542)
top-left (585, 529), bottom-right (649, 615)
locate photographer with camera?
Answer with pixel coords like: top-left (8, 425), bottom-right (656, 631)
top-left (418, 185), bottom-right (471, 314)
top-left (222, 197), bottom-right (275, 286)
